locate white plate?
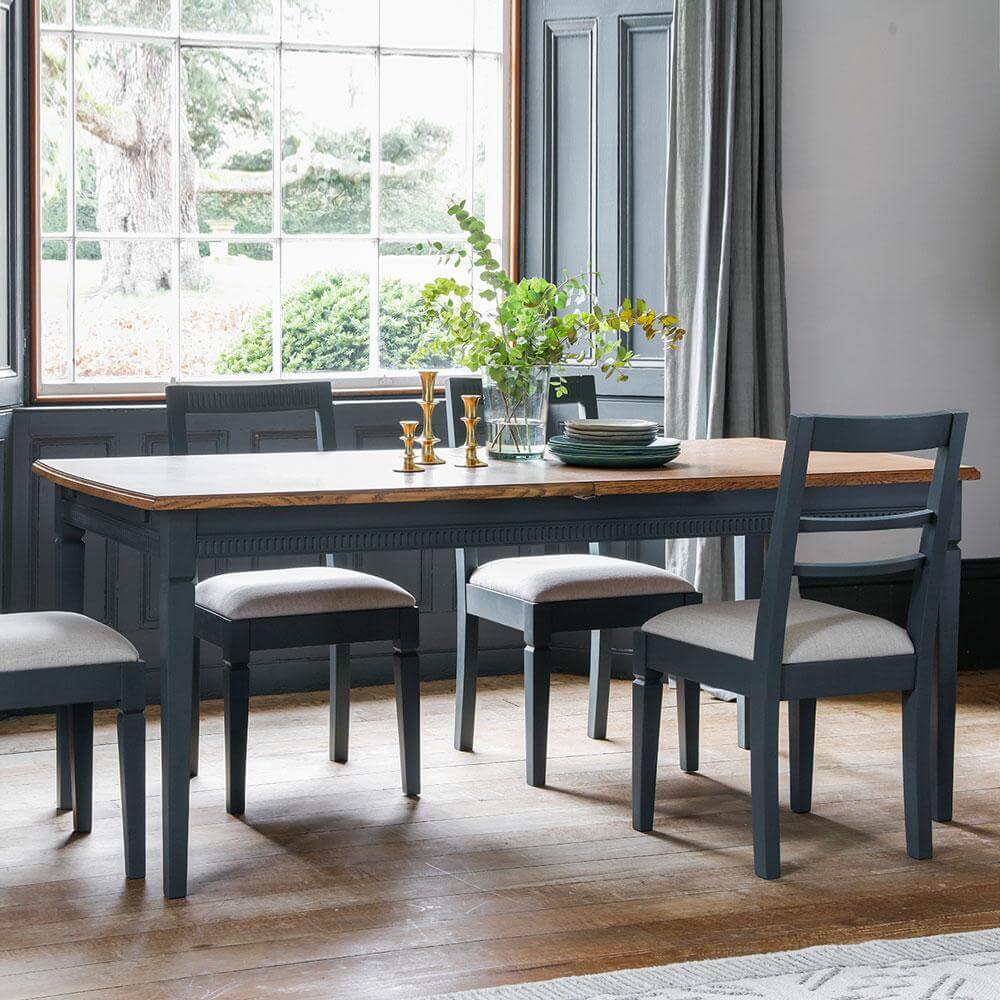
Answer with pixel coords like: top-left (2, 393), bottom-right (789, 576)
top-left (564, 418), bottom-right (658, 432)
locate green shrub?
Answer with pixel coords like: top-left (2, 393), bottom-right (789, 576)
top-left (215, 271), bottom-right (431, 375)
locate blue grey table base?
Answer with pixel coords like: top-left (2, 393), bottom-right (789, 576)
top-left (53, 480), bottom-right (962, 899)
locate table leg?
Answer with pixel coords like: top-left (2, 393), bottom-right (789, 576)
top-left (158, 513), bottom-right (197, 899)
top-left (932, 538), bottom-right (961, 823)
top-left (734, 535), bottom-right (766, 750)
top-left (54, 498), bottom-right (85, 811)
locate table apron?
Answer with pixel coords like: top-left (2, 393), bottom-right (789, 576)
top-left (57, 482), bottom-right (941, 557)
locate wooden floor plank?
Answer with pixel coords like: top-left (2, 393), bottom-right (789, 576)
top-left (0, 672), bottom-right (997, 998)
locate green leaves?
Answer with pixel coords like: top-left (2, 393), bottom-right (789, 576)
top-left (412, 200), bottom-right (687, 383)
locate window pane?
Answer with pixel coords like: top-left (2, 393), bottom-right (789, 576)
top-left (40, 0), bottom-right (67, 27)
top-left (40, 35), bottom-right (70, 234)
top-left (75, 39), bottom-right (174, 234)
top-left (282, 52), bottom-right (374, 236)
top-left (40, 241), bottom-right (71, 383)
top-left (182, 0), bottom-right (274, 35)
top-left (75, 240), bottom-right (176, 380)
top-left (183, 47), bottom-right (273, 237)
top-left (378, 242), bottom-right (468, 370)
top-left (381, 0), bottom-right (473, 50)
top-left (475, 0), bottom-right (504, 53)
top-left (76, 0), bottom-right (170, 31)
top-left (281, 241), bottom-right (375, 373)
top-left (282, 0), bottom-right (377, 45)
top-left (182, 241), bottom-right (275, 377)
top-left (473, 55), bottom-right (503, 237)
top-left (380, 55), bottom-right (469, 235)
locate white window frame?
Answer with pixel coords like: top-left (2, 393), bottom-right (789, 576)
top-left (34, 1), bottom-right (514, 401)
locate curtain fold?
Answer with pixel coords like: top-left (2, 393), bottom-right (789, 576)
top-left (663, 0), bottom-right (790, 600)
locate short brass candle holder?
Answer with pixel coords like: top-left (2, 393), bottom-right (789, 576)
top-left (456, 394), bottom-right (488, 468)
top-left (394, 420), bottom-right (425, 474)
top-left (416, 370), bottom-right (446, 466)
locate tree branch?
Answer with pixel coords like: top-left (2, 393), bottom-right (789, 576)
top-left (75, 86), bottom-right (140, 152)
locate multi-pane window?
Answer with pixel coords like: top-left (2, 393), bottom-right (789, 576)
top-left (37, 0), bottom-right (507, 397)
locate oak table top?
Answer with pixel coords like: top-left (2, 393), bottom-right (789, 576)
top-left (32, 437), bottom-right (980, 512)
top-left (33, 437), bottom-right (982, 511)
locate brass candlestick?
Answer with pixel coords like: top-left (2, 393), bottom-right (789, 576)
top-left (394, 420), bottom-right (425, 474)
top-left (416, 370), bottom-right (446, 466)
top-left (456, 394), bottom-right (488, 468)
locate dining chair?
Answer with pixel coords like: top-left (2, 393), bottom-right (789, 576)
top-left (445, 374), bottom-right (701, 786)
top-left (10, 613), bottom-right (145, 878)
top-left (165, 382), bottom-right (421, 813)
top-left (632, 410), bottom-right (967, 879)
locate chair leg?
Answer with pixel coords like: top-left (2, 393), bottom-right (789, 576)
top-left (117, 694), bottom-right (146, 880)
top-left (224, 661), bottom-right (250, 816)
top-left (789, 698), bottom-right (817, 814)
top-left (55, 706), bottom-right (72, 812)
top-left (632, 640), bottom-right (663, 833)
top-left (749, 696), bottom-right (781, 879)
top-left (902, 685), bottom-right (933, 860)
top-left (68, 703), bottom-right (94, 834)
top-left (524, 644), bottom-right (551, 788)
top-left (329, 643), bottom-right (351, 764)
top-left (676, 677), bottom-right (700, 773)
top-left (189, 638), bottom-right (201, 778)
top-left (393, 641), bottom-right (421, 797)
top-left (454, 612), bottom-right (479, 752)
top-left (587, 629), bottom-right (613, 741)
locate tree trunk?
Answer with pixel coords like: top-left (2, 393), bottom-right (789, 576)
top-left (81, 43), bottom-right (204, 295)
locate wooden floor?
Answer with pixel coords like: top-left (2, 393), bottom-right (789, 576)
top-left (1, 672), bottom-right (1000, 999)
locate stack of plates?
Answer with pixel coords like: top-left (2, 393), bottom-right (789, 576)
top-left (549, 420), bottom-right (681, 468)
top-left (564, 418), bottom-right (659, 445)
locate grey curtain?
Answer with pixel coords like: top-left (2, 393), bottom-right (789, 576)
top-left (663, 0), bottom-right (790, 599)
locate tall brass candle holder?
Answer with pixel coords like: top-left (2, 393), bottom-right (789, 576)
top-left (394, 420), bottom-right (425, 474)
top-left (416, 370), bottom-right (446, 466)
top-left (456, 394), bottom-right (488, 468)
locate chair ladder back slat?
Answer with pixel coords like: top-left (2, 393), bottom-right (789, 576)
top-left (808, 411), bottom-right (956, 453)
top-left (444, 376), bottom-right (485, 449)
top-left (794, 554), bottom-right (926, 579)
top-left (165, 381), bottom-right (338, 456)
top-left (547, 374), bottom-right (599, 437)
top-left (798, 509), bottom-right (934, 533)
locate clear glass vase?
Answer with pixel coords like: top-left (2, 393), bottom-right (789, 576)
top-left (482, 366), bottom-right (550, 461)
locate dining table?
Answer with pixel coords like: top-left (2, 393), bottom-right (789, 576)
top-left (33, 437), bottom-right (980, 898)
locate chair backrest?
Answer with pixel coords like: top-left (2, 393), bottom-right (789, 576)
top-left (753, 411), bottom-right (968, 683)
top-left (444, 374), bottom-right (599, 447)
top-left (165, 382), bottom-right (337, 455)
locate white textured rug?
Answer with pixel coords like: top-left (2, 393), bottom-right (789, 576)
top-left (428, 928), bottom-right (1000, 999)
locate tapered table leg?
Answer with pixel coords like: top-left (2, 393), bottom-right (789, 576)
top-left (158, 513), bottom-right (197, 899)
top-left (735, 534), bottom-right (765, 750)
top-left (54, 494), bottom-right (86, 812)
top-left (932, 538), bottom-right (961, 823)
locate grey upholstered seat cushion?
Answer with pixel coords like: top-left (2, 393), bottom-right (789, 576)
top-left (468, 554), bottom-right (695, 604)
top-left (0, 612), bottom-right (140, 671)
top-left (642, 598), bottom-right (914, 663)
top-left (196, 567), bottom-right (416, 620)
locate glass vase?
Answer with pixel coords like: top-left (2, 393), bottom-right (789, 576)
top-left (482, 366), bottom-right (550, 461)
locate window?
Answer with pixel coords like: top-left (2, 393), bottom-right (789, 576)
top-left (36, 0), bottom-right (509, 399)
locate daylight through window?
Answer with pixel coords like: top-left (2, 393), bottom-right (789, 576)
top-left (37, 0), bottom-right (507, 396)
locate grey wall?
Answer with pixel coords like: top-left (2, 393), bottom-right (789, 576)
top-left (783, 0), bottom-right (1000, 557)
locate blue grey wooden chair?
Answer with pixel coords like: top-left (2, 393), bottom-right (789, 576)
top-left (632, 410), bottom-right (967, 879)
top-left (445, 374), bottom-right (701, 787)
top-left (11, 613), bottom-right (145, 878)
top-left (166, 382), bottom-right (421, 813)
